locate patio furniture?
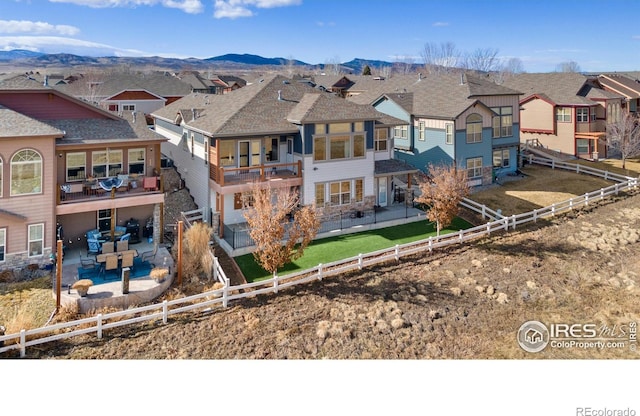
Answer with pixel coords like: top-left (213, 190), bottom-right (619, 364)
top-left (116, 240), bottom-right (129, 252)
top-left (87, 238), bottom-right (102, 255)
top-left (119, 233), bottom-right (131, 242)
top-left (139, 244), bottom-right (158, 266)
top-left (78, 257), bottom-right (100, 278)
top-left (101, 241), bottom-right (114, 254)
top-left (120, 251), bottom-right (135, 273)
top-left (100, 253), bottom-right (119, 280)
top-left (143, 176), bottom-right (158, 191)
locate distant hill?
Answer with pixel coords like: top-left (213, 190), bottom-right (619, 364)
top-left (0, 49), bottom-right (399, 73)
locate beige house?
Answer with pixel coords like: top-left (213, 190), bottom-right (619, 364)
top-left (502, 73), bottom-right (624, 160)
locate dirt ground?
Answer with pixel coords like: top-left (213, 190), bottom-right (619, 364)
top-left (17, 185), bottom-right (640, 359)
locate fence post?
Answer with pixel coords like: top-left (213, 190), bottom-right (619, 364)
top-left (569, 199), bottom-right (573, 210)
top-left (481, 205), bottom-right (486, 220)
top-left (551, 203), bottom-right (556, 216)
top-left (615, 183), bottom-right (619, 195)
top-left (97, 313), bottom-right (103, 339)
top-left (503, 217), bottom-right (509, 231)
top-left (486, 222), bottom-right (491, 235)
top-left (428, 237), bottom-right (433, 252)
top-left (318, 263), bottom-right (323, 281)
top-left (358, 253), bottom-right (363, 270)
top-left (511, 215), bottom-right (516, 230)
top-left (273, 273), bottom-right (279, 294)
top-left (600, 188), bottom-right (604, 200)
top-left (163, 300), bottom-right (168, 323)
top-left (395, 244), bottom-right (400, 261)
top-left (458, 230), bottom-right (463, 242)
top-left (584, 193), bottom-right (589, 206)
top-left (528, 154), bottom-right (533, 164)
top-left (576, 164), bottom-right (580, 174)
top-left (552, 160), bottom-right (555, 169)
top-left (605, 171), bottom-right (609, 181)
top-left (20, 329), bottom-right (26, 358)
top-left (213, 256), bottom-right (219, 282)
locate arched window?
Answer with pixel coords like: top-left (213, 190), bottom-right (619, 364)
top-left (11, 149), bottom-right (42, 196)
top-left (466, 114), bottom-right (483, 143)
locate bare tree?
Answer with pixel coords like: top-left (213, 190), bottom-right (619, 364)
top-left (556, 60), bottom-right (581, 73)
top-left (463, 47), bottom-right (501, 73)
top-left (377, 64), bottom-right (392, 78)
top-left (421, 41), bottom-right (461, 74)
top-left (324, 56), bottom-right (343, 75)
top-left (415, 163), bottom-right (469, 235)
top-left (605, 112), bottom-right (640, 170)
top-left (243, 183), bottom-right (320, 276)
top-left (492, 57), bottom-right (526, 84)
top-left (392, 54), bottom-right (416, 75)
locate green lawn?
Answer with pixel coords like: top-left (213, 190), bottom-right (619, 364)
top-left (235, 217), bottom-right (472, 282)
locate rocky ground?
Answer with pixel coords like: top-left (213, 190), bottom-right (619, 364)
top-left (15, 185), bottom-right (640, 359)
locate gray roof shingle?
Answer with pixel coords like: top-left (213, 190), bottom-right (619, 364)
top-left (0, 105), bottom-right (64, 137)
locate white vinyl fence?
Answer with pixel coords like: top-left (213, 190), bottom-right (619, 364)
top-left (1, 156), bottom-right (638, 358)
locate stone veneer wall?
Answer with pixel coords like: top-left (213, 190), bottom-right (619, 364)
top-left (318, 196), bottom-right (376, 217)
top-left (0, 248), bottom-right (53, 272)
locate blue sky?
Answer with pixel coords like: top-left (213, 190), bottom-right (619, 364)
top-left (1, 0), bottom-right (640, 73)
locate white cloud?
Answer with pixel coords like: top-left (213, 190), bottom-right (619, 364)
top-left (48, 0), bottom-right (204, 14)
top-left (213, 0), bottom-right (301, 19)
top-left (0, 36), bottom-right (148, 57)
top-left (432, 21), bottom-right (449, 27)
top-left (0, 20), bottom-right (80, 36)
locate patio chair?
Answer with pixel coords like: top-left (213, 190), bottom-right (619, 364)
top-left (139, 243), bottom-right (158, 266)
top-left (87, 238), bottom-right (102, 255)
top-left (100, 254), bottom-right (119, 280)
top-left (78, 257), bottom-right (100, 278)
top-left (119, 233), bottom-right (131, 242)
top-left (101, 241), bottom-right (114, 254)
top-left (120, 251), bottom-right (135, 273)
top-left (116, 239), bottom-right (129, 252)
top-left (143, 176), bottom-right (158, 191)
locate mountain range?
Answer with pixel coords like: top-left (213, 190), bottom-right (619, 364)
top-left (0, 50), bottom-right (401, 74)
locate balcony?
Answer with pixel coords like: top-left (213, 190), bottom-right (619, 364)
top-left (210, 161), bottom-right (302, 193)
top-left (57, 175), bottom-right (163, 205)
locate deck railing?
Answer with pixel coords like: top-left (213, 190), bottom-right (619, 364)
top-left (211, 161), bottom-right (301, 186)
top-left (57, 175), bottom-right (163, 204)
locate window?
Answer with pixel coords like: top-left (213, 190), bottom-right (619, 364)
top-left (591, 109), bottom-right (597, 122)
top-left (191, 134), bottom-right (195, 159)
top-left (204, 140), bottom-right (209, 165)
top-left (234, 192), bottom-right (254, 209)
top-left (123, 104), bottom-right (135, 111)
top-left (0, 228), bottom-right (5, 262)
top-left (445, 123), bottom-right (454, 145)
top-left (92, 149), bottom-right (122, 178)
top-left (11, 149), bottom-right (42, 196)
top-left (466, 114), bottom-right (483, 143)
top-left (315, 183), bottom-right (325, 206)
top-left (467, 157), bottom-right (483, 179)
top-left (418, 121), bottom-right (425, 141)
top-left (493, 149), bottom-right (510, 168)
top-left (394, 125), bottom-right (408, 139)
top-left (66, 153), bottom-right (86, 182)
top-left (128, 148), bottom-right (145, 174)
top-left (98, 209), bottom-right (111, 232)
top-left (556, 107), bottom-right (571, 122)
top-left (28, 223), bottom-right (43, 257)
top-left (375, 128), bottom-right (388, 151)
top-left (491, 107), bottom-right (513, 137)
top-left (265, 137), bottom-right (279, 162)
top-left (577, 108), bottom-right (589, 123)
top-left (314, 123), bottom-right (366, 162)
top-left (577, 139), bottom-right (589, 154)
top-left (330, 181), bottom-right (351, 205)
top-left (355, 179), bottom-right (363, 202)
top-left (219, 140), bottom-right (235, 166)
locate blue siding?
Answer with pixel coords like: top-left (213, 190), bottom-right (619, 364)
top-left (455, 127), bottom-right (493, 170)
top-left (373, 98), bottom-right (411, 149)
top-left (365, 120), bottom-right (374, 150)
top-left (155, 119), bottom-right (181, 135)
top-left (394, 127), bottom-right (455, 171)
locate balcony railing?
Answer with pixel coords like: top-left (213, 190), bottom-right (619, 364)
top-left (211, 161), bottom-right (302, 186)
top-left (57, 175), bottom-right (163, 204)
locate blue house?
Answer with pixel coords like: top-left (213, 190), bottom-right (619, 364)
top-left (369, 72), bottom-right (522, 186)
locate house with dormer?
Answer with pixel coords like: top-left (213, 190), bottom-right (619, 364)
top-left (151, 75), bottom-right (412, 241)
top-left (0, 76), bottom-right (166, 271)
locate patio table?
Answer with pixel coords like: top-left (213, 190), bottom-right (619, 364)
top-left (96, 249), bottom-right (138, 264)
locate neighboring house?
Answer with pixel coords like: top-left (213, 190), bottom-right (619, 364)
top-left (151, 74), bottom-right (412, 239)
top-left (177, 71), bottom-right (246, 94)
top-left (0, 76), bottom-right (166, 271)
top-left (330, 72), bottom-right (522, 186)
top-left (51, 71), bottom-right (192, 116)
top-left (501, 73), bottom-right (624, 160)
top-left (596, 73), bottom-right (640, 115)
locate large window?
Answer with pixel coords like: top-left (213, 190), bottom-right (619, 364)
top-left (418, 121), bottom-right (425, 141)
top-left (466, 114), bottom-right (483, 143)
top-left (265, 137), bottom-right (279, 162)
top-left (375, 128), bottom-right (388, 151)
top-left (577, 139), bottom-right (589, 154)
top-left (98, 209), bottom-right (111, 232)
top-left (314, 123), bottom-right (367, 162)
top-left (493, 149), bottom-right (510, 168)
top-left (316, 178), bottom-right (364, 206)
top-left (28, 223), bottom-right (43, 257)
top-left (219, 140), bottom-right (235, 166)
top-left (128, 148), bottom-right (145, 174)
top-left (556, 107), bottom-right (571, 122)
top-left (467, 157), bottom-right (483, 179)
top-left (445, 123), bottom-right (454, 145)
top-left (491, 107), bottom-right (513, 137)
top-left (577, 108), bottom-right (589, 123)
top-left (0, 228), bottom-right (5, 262)
top-left (11, 149), bottom-right (42, 196)
top-left (92, 149), bottom-right (122, 178)
top-left (66, 153), bottom-right (86, 182)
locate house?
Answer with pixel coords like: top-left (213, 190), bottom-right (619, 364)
top-left (151, 74), bottom-right (412, 241)
top-left (501, 73), bottom-right (624, 160)
top-left (596, 73), bottom-right (640, 115)
top-left (177, 71), bottom-right (246, 95)
top-left (0, 75), bottom-right (166, 271)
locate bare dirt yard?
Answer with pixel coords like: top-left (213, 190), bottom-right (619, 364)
top-left (17, 186), bottom-right (640, 359)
